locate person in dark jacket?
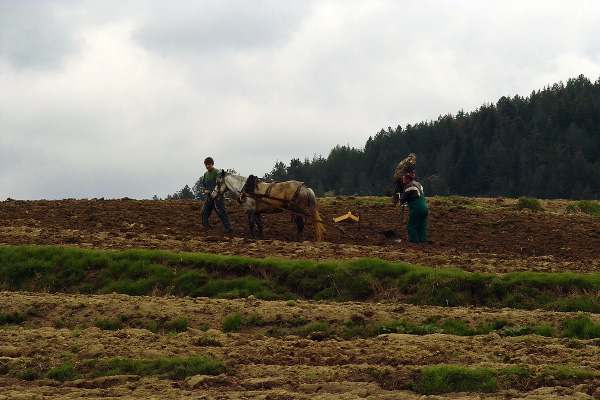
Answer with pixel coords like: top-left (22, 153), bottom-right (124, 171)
top-left (393, 153), bottom-right (416, 204)
top-left (200, 157), bottom-right (233, 233)
top-left (399, 173), bottom-right (428, 243)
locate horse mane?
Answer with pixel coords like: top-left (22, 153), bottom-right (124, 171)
top-left (243, 174), bottom-right (259, 194)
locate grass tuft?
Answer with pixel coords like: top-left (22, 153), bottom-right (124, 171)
top-left (516, 197), bottom-right (545, 211)
top-left (561, 314), bottom-right (600, 339)
top-left (95, 316), bottom-right (124, 331)
top-left (565, 200), bottom-right (600, 216)
top-left (46, 361), bottom-right (80, 382)
top-left (222, 312), bottom-right (244, 333)
top-left (428, 196), bottom-right (472, 208)
top-left (0, 311), bottom-right (26, 325)
top-left (167, 316), bottom-right (189, 333)
top-left (416, 364), bottom-right (498, 394)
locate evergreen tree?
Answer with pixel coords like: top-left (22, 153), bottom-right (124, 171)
top-left (167, 184), bottom-right (194, 200)
top-left (263, 161), bottom-right (287, 181)
top-left (193, 177), bottom-right (205, 201)
top-left (219, 75), bottom-right (600, 199)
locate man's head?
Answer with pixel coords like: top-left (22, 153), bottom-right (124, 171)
top-left (402, 173), bottom-right (414, 185)
top-left (204, 157), bottom-right (214, 170)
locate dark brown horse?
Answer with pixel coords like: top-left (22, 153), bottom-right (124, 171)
top-left (211, 171), bottom-right (325, 241)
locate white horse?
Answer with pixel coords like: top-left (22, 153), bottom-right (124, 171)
top-left (211, 171), bottom-right (325, 242)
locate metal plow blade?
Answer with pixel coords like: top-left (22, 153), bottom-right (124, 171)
top-left (383, 230), bottom-right (401, 242)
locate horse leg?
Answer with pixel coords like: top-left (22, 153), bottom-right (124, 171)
top-left (254, 213), bottom-right (266, 239)
top-left (246, 211), bottom-right (255, 239)
top-left (293, 216), bottom-right (304, 242)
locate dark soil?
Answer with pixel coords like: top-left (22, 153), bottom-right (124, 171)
top-left (1, 197), bottom-right (599, 399)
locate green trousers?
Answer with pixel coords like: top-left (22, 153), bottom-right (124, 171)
top-left (201, 196), bottom-right (232, 230)
top-left (406, 196), bottom-right (428, 243)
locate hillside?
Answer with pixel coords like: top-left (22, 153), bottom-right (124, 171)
top-left (253, 75), bottom-right (600, 200)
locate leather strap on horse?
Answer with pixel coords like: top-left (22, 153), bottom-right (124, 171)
top-left (240, 189), bottom-right (321, 222)
top-left (240, 181), bottom-right (302, 209)
top-left (264, 182), bottom-right (275, 198)
top-left (290, 183), bottom-right (303, 204)
top-left (236, 179), bottom-right (344, 234)
top-left (239, 189), bottom-right (346, 235)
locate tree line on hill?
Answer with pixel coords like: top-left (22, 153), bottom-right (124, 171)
top-left (167, 74), bottom-right (600, 201)
top-left (163, 169), bottom-right (237, 201)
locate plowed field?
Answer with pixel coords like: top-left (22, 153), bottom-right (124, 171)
top-left (1, 197), bottom-right (600, 399)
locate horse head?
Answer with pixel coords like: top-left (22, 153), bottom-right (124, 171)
top-left (211, 170), bottom-right (228, 199)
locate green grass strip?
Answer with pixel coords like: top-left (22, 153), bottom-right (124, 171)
top-left (1, 245), bottom-right (600, 312)
top-left (415, 363), bottom-right (599, 395)
top-left (93, 356), bottom-right (228, 380)
top-left (8, 356), bottom-right (229, 382)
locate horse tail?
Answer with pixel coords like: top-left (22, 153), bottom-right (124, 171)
top-left (307, 188), bottom-right (325, 242)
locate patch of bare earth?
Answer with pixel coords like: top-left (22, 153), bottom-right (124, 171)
top-left (1, 197), bottom-right (600, 399)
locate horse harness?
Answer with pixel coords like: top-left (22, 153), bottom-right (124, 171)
top-left (239, 175), bottom-right (303, 205)
top-left (238, 174), bottom-right (312, 221)
top-left (235, 174), bottom-right (354, 233)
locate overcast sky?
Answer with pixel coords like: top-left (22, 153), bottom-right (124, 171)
top-left (1, 1), bottom-right (599, 200)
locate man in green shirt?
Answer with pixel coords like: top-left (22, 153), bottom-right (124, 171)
top-left (201, 157), bottom-right (233, 233)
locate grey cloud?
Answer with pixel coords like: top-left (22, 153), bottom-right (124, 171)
top-left (133, 1), bottom-right (313, 56)
top-left (0, 1), bottom-right (81, 70)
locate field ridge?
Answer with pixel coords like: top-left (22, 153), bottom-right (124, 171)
top-left (1, 197), bottom-right (599, 399)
